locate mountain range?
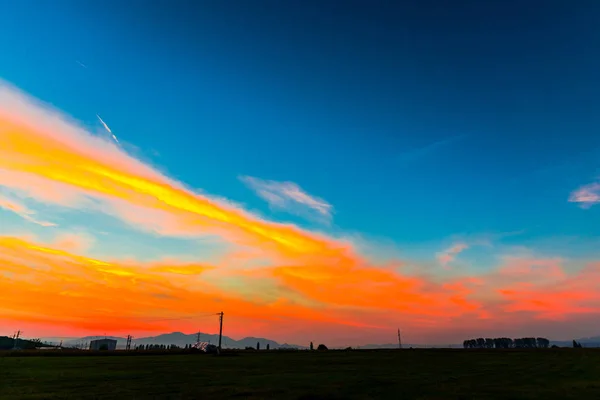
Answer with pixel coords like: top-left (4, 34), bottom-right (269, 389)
top-left (39, 333), bottom-right (600, 349)
top-left (42, 332), bottom-right (306, 350)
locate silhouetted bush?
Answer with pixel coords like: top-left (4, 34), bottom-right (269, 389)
top-left (463, 337), bottom-right (549, 349)
top-left (317, 344), bottom-right (328, 351)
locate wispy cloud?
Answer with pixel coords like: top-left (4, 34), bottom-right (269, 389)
top-left (0, 81), bottom-right (339, 255)
top-left (569, 182), bottom-right (600, 208)
top-left (437, 243), bottom-right (469, 267)
top-left (396, 134), bottom-right (466, 164)
top-left (96, 114), bottom-right (119, 143)
top-left (4, 80), bottom-right (600, 344)
top-left (0, 194), bottom-right (56, 227)
top-left (52, 232), bottom-right (95, 253)
top-left (240, 176), bottom-right (333, 223)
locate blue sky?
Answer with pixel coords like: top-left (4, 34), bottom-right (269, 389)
top-left (1, 1), bottom-right (599, 252)
top-left (2, 0), bottom-right (600, 344)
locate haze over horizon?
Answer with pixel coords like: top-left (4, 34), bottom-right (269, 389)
top-left (1, 1), bottom-right (600, 347)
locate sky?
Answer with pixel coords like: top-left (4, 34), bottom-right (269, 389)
top-left (1, 0), bottom-right (600, 346)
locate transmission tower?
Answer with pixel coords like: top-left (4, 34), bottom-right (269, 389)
top-left (126, 335), bottom-right (132, 351)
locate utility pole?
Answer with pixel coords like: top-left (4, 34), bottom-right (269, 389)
top-left (13, 330), bottom-right (21, 350)
top-left (397, 328), bottom-right (402, 349)
top-left (126, 335), bottom-right (132, 351)
top-left (218, 311), bottom-right (224, 351)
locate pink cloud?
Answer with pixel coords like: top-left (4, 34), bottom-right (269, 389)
top-left (240, 176), bottom-right (333, 222)
top-left (437, 243), bottom-right (469, 267)
top-left (569, 182), bottom-right (600, 208)
top-left (52, 232), bottom-right (95, 253)
top-left (0, 193), bottom-right (55, 227)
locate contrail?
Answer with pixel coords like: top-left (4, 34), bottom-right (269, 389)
top-left (96, 114), bottom-right (119, 143)
top-left (76, 60), bottom-right (88, 68)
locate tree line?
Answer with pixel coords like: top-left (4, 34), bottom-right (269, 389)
top-left (134, 344), bottom-right (183, 350)
top-left (463, 337), bottom-right (550, 349)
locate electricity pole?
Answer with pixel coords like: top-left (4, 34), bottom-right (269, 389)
top-left (13, 330), bottom-right (21, 350)
top-left (218, 312), bottom-right (224, 351)
top-left (126, 335), bottom-right (132, 351)
top-left (397, 329), bottom-right (402, 349)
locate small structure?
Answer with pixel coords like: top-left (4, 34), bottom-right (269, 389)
top-left (192, 342), bottom-right (219, 354)
top-left (89, 339), bottom-right (117, 351)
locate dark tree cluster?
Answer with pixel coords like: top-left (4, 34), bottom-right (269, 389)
top-left (463, 337), bottom-right (550, 349)
top-left (134, 344), bottom-right (180, 351)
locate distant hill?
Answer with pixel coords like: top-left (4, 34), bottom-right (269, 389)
top-left (0, 336), bottom-right (53, 350)
top-left (42, 333), bottom-right (600, 350)
top-left (56, 332), bottom-right (306, 350)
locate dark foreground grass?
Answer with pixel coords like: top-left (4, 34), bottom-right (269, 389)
top-left (1, 349), bottom-right (600, 399)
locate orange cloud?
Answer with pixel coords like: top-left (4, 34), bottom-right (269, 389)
top-left (0, 236), bottom-right (370, 338)
top-left (0, 82), bottom-right (344, 258)
top-left (2, 81), bottom-right (600, 344)
top-left (494, 259), bottom-right (600, 319)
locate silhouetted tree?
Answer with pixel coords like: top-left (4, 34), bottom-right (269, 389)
top-left (310, 342), bottom-right (314, 351)
top-left (463, 337), bottom-right (554, 350)
top-left (266, 344), bottom-right (270, 351)
top-left (317, 344), bottom-right (328, 351)
top-left (536, 338), bottom-right (550, 348)
top-left (257, 342), bottom-right (260, 350)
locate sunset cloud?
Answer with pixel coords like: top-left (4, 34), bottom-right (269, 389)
top-left (437, 243), bottom-right (469, 267)
top-left (2, 80), bottom-right (600, 345)
top-left (569, 182), bottom-right (600, 208)
top-left (240, 176), bottom-right (333, 223)
top-left (0, 81), bottom-right (341, 256)
top-left (0, 193), bottom-right (56, 227)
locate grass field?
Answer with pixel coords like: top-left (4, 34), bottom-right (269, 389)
top-left (1, 349), bottom-right (599, 399)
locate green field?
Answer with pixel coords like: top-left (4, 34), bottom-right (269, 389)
top-left (1, 349), bottom-right (599, 399)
